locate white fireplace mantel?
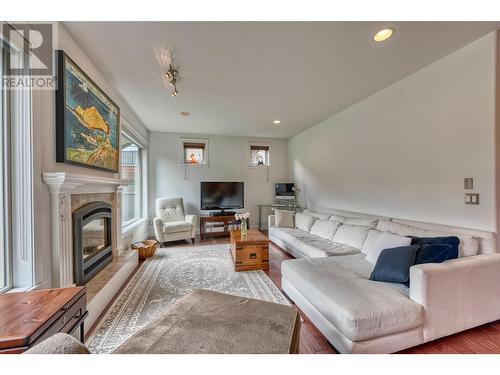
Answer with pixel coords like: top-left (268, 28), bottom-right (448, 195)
top-left (43, 172), bottom-right (129, 193)
top-left (42, 172), bottom-right (129, 288)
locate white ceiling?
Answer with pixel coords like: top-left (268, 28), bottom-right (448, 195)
top-left (64, 22), bottom-right (499, 138)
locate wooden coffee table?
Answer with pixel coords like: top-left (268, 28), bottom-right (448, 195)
top-left (230, 229), bottom-right (269, 272)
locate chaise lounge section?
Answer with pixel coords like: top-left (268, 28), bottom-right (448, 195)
top-left (270, 207), bottom-right (500, 353)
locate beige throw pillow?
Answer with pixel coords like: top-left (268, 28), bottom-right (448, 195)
top-left (274, 209), bottom-right (294, 228)
top-left (295, 212), bottom-right (316, 232)
top-left (309, 220), bottom-right (341, 240)
top-left (332, 224), bottom-right (371, 250)
top-left (303, 209), bottom-right (330, 220)
top-left (365, 231), bottom-right (412, 265)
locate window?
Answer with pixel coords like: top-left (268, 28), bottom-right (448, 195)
top-left (184, 142), bottom-right (205, 164)
top-left (0, 41), bottom-right (9, 291)
top-left (1, 33), bottom-right (34, 292)
top-left (180, 138), bottom-right (208, 165)
top-left (121, 134), bottom-right (143, 226)
top-left (249, 143), bottom-right (271, 167)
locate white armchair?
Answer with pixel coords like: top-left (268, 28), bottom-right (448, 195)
top-left (153, 198), bottom-right (198, 245)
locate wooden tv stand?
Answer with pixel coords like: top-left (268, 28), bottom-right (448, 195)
top-left (200, 215), bottom-right (248, 240)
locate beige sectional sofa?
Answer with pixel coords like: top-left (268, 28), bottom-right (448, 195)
top-left (269, 206), bottom-right (500, 353)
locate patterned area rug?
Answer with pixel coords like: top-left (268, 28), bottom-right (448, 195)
top-left (87, 243), bottom-right (290, 353)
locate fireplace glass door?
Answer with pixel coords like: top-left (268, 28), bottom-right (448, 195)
top-left (82, 218), bottom-right (109, 262)
top-left (73, 201), bottom-right (113, 285)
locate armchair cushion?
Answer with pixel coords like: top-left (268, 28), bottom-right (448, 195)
top-left (163, 221), bottom-right (193, 234)
top-left (156, 198), bottom-right (185, 223)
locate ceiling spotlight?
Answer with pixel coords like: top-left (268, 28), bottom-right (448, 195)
top-left (165, 64), bottom-right (178, 80)
top-left (373, 27), bottom-right (395, 42)
top-left (273, 120), bottom-right (281, 124)
top-left (166, 63), bottom-right (180, 96)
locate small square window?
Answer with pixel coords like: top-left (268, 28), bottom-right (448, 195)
top-left (180, 139), bottom-right (208, 165)
top-left (249, 144), bottom-right (270, 167)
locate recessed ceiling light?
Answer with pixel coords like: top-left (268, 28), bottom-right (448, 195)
top-left (180, 111), bottom-right (190, 117)
top-left (373, 27), bottom-right (395, 42)
top-left (273, 120), bottom-right (281, 124)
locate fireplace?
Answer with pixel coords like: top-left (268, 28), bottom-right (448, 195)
top-left (73, 201), bottom-right (113, 285)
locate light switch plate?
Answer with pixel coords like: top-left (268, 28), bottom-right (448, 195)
top-left (465, 193), bottom-right (479, 205)
top-left (464, 178), bottom-right (473, 189)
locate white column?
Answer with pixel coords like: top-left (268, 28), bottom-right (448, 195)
top-left (49, 186), bottom-right (62, 287)
top-left (58, 192), bottom-right (74, 287)
top-left (46, 182), bottom-right (78, 288)
top-left (113, 185), bottom-right (124, 256)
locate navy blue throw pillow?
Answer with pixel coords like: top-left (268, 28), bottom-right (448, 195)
top-left (414, 244), bottom-right (458, 265)
top-left (370, 245), bottom-right (419, 284)
top-left (410, 235), bottom-right (460, 258)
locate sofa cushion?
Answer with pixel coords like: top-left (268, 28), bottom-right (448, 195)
top-left (414, 244), bottom-right (457, 265)
top-left (303, 209), bottom-right (330, 220)
top-left (281, 257), bottom-right (423, 341)
top-left (332, 224), bottom-right (371, 250)
top-left (163, 221), bottom-right (193, 234)
top-left (275, 209), bottom-right (294, 228)
top-left (420, 230), bottom-right (479, 257)
top-left (309, 220), bottom-right (341, 240)
top-left (376, 219), bottom-right (426, 237)
top-left (295, 213), bottom-right (316, 232)
top-left (269, 227), bottom-right (359, 258)
top-left (344, 217), bottom-right (378, 228)
top-left (365, 231), bottom-right (412, 265)
top-left (322, 242), bottom-right (361, 257)
top-left (377, 219), bottom-right (480, 257)
top-left (329, 214), bottom-right (347, 223)
top-left (322, 254), bottom-right (411, 296)
top-left (361, 229), bottom-right (382, 255)
top-left (411, 236), bottom-right (459, 258)
top-left (370, 246), bottom-right (419, 284)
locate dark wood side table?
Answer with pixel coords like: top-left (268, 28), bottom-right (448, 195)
top-left (200, 215), bottom-right (248, 240)
top-left (0, 287), bottom-right (87, 354)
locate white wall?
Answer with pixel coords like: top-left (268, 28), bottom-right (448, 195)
top-left (149, 132), bottom-right (289, 230)
top-left (289, 32), bottom-right (497, 232)
top-left (32, 23), bottom-right (150, 289)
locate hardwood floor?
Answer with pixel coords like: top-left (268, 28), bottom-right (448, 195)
top-left (92, 233), bottom-right (500, 354)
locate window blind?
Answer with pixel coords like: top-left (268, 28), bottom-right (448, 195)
top-left (250, 145), bottom-right (269, 151)
top-left (183, 142), bottom-right (206, 149)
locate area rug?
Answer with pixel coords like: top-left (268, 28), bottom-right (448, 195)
top-left (87, 243), bottom-right (290, 353)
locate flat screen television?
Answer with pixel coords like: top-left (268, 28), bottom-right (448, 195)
top-left (275, 183), bottom-right (295, 200)
top-left (201, 182), bottom-right (244, 213)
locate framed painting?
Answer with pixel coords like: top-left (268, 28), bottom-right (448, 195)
top-left (56, 50), bottom-right (120, 172)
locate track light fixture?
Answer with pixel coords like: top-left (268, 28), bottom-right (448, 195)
top-left (165, 63), bottom-right (179, 97)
